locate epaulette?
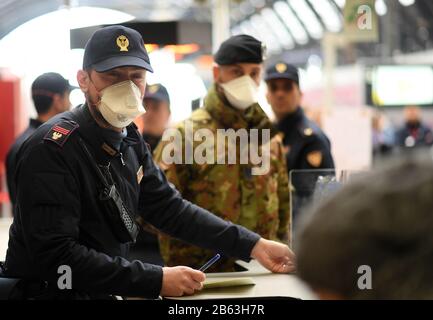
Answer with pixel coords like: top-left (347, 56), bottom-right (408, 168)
top-left (190, 108), bottom-right (211, 124)
top-left (302, 127), bottom-right (315, 137)
top-left (298, 119), bottom-right (317, 138)
top-left (43, 120), bottom-right (79, 147)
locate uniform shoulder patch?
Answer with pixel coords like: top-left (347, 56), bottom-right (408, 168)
top-left (307, 150), bottom-right (323, 168)
top-left (43, 120), bottom-right (79, 147)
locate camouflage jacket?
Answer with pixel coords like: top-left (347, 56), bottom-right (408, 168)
top-left (153, 85), bottom-right (291, 271)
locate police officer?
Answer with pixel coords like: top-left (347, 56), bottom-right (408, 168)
top-left (265, 62), bottom-right (334, 225)
top-left (6, 72), bottom-right (74, 210)
top-left (3, 26), bottom-right (295, 299)
top-left (141, 83), bottom-right (171, 151)
top-left (395, 105), bottom-right (433, 150)
top-left (154, 35), bottom-right (291, 272)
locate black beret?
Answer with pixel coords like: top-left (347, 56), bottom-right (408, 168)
top-left (214, 34), bottom-right (266, 65)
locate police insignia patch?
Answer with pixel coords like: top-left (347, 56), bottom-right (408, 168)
top-left (44, 121), bottom-right (79, 147)
top-left (307, 151), bottom-right (323, 168)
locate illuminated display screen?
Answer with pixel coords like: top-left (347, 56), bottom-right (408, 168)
top-left (371, 65), bottom-right (433, 107)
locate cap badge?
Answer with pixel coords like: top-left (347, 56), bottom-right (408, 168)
top-left (148, 85), bottom-right (159, 94)
top-left (116, 35), bottom-right (130, 52)
top-left (276, 63), bottom-right (287, 74)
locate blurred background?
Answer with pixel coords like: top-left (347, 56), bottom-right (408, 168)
top-left (1, 0), bottom-right (432, 224)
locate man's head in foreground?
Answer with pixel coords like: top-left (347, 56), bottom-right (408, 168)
top-left (296, 152), bottom-right (433, 299)
top-left (77, 25), bottom-right (153, 131)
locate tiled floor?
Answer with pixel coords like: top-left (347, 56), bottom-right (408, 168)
top-left (0, 218), bottom-right (12, 261)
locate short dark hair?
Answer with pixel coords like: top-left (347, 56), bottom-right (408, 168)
top-left (296, 151), bottom-right (433, 299)
top-left (32, 95), bottom-right (54, 115)
top-left (31, 72), bottom-right (72, 115)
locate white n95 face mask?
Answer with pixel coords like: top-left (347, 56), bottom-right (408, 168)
top-left (220, 75), bottom-right (259, 111)
top-left (98, 80), bottom-right (145, 128)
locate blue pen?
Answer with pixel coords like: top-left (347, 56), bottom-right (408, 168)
top-left (199, 254), bottom-right (221, 272)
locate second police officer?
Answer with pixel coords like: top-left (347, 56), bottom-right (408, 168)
top-left (265, 62), bottom-right (335, 225)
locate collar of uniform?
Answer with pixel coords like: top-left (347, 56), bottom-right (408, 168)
top-left (30, 118), bottom-right (44, 129)
top-left (204, 84), bottom-right (248, 130)
top-left (142, 133), bottom-right (161, 151)
top-left (74, 104), bottom-right (123, 162)
top-left (204, 84), bottom-right (276, 138)
top-left (122, 123), bottom-right (141, 148)
top-left (278, 107), bottom-right (304, 133)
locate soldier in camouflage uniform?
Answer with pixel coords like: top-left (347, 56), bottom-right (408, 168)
top-left (153, 35), bottom-right (291, 272)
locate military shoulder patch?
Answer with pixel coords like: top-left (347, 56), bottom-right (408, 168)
top-left (44, 120), bottom-right (79, 147)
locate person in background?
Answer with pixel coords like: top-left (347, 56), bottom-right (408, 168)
top-left (296, 152), bottom-right (433, 299)
top-left (154, 35), bottom-right (291, 272)
top-left (265, 62), bottom-right (334, 226)
top-left (141, 83), bottom-right (171, 151)
top-left (372, 109), bottom-right (395, 162)
top-left (6, 72), bottom-right (74, 209)
top-left (395, 105), bottom-right (433, 150)
top-left (129, 83), bottom-right (171, 266)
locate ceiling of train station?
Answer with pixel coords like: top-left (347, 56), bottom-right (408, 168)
top-left (0, 0), bottom-right (210, 39)
top-left (2, 0), bottom-right (433, 59)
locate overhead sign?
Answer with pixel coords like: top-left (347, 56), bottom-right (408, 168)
top-left (343, 0), bottom-right (379, 42)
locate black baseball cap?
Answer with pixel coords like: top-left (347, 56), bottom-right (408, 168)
top-left (265, 62), bottom-right (299, 84)
top-left (83, 25), bottom-right (153, 73)
top-left (31, 72), bottom-right (76, 98)
top-left (144, 83), bottom-right (170, 106)
top-left (214, 34), bottom-right (266, 66)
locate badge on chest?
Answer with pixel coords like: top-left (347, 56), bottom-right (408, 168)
top-left (137, 166), bottom-right (144, 184)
